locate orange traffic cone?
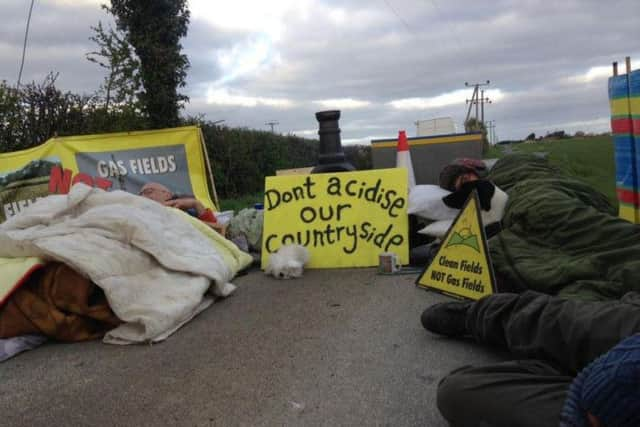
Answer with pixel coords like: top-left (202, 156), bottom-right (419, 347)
top-left (396, 130), bottom-right (416, 189)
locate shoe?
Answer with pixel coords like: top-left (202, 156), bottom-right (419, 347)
top-left (420, 301), bottom-right (472, 337)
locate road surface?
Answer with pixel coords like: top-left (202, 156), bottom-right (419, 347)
top-left (0, 267), bottom-right (506, 426)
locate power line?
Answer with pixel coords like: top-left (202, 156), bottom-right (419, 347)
top-left (382, 0), bottom-right (414, 34)
top-left (17, 0), bottom-right (36, 89)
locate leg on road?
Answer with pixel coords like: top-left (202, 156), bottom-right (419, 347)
top-left (437, 359), bottom-right (571, 427)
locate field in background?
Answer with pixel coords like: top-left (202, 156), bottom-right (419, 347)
top-left (491, 135), bottom-right (616, 206)
top-left (220, 135), bottom-right (617, 213)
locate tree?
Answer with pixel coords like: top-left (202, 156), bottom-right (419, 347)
top-left (465, 118), bottom-right (489, 153)
top-left (464, 117), bottom-right (486, 135)
top-left (86, 21), bottom-right (142, 110)
top-left (107, 0), bottom-right (190, 128)
top-left (545, 130), bottom-right (566, 139)
top-left (0, 82), bottom-right (23, 151)
top-left (526, 132), bottom-right (536, 141)
top-left (0, 73), bottom-right (151, 153)
top-left (344, 145), bottom-right (372, 170)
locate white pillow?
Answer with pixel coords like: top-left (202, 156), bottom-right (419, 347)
top-left (417, 186), bottom-right (509, 238)
top-left (408, 185), bottom-right (459, 220)
top-left (417, 219), bottom-right (453, 238)
top-left (481, 186), bottom-right (508, 226)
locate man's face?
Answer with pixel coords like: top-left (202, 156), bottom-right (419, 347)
top-left (454, 172), bottom-right (479, 191)
top-left (587, 412), bottom-right (602, 427)
top-left (139, 183), bottom-right (173, 203)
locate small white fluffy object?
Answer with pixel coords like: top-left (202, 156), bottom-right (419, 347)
top-left (265, 244), bottom-right (310, 279)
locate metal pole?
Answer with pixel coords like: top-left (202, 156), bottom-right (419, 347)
top-left (491, 121), bottom-right (496, 144)
top-left (624, 56), bottom-right (639, 221)
top-left (475, 88), bottom-right (479, 121)
top-left (465, 81), bottom-right (490, 125)
top-left (626, 56), bottom-right (631, 74)
top-left (480, 89), bottom-right (485, 125)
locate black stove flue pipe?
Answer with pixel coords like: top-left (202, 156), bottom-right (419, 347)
top-left (311, 110), bottom-right (356, 173)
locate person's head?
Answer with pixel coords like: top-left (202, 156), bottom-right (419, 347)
top-left (439, 164), bottom-right (480, 192)
top-left (561, 334), bottom-right (640, 427)
top-left (139, 182), bottom-right (173, 203)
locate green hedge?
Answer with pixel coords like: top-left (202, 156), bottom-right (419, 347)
top-left (0, 79), bottom-right (372, 198)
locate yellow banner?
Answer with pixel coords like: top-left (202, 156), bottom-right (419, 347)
top-left (261, 168), bottom-right (409, 268)
top-left (0, 126), bottom-right (217, 222)
top-left (416, 191), bottom-right (496, 300)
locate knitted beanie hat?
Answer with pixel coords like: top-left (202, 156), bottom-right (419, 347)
top-left (560, 334), bottom-right (640, 427)
top-left (453, 158), bottom-right (489, 178)
top-left (438, 164), bottom-right (477, 191)
top-left (438, 159), bottom-right (489, 191)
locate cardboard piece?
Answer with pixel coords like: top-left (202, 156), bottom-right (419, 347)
top-left (261, 168), bottom-right (409, 269)
top-left (416, 190), bottom-right (496, 300)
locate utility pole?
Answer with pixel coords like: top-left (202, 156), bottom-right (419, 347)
top-left (480, 89), bottom-right (492, 125)
top-left (486, 120), bottom-right (496, 144)
top-left (465, 80), bottom-right (490, 124)
top-left (265, 121), bottom-right (279, 133)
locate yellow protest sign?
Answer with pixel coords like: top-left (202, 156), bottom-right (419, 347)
top-left (261, 168), bottom-right (409, 268)
top-left (0, 126), bottom-right (218, 222)
top-left (416, 191), bottom-right (496, 300)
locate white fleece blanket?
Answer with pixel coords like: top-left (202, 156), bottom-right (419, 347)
top-left (0, 184), bottom-right (252, 344)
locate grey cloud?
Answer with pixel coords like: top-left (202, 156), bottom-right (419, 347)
top-left (1, 0), bottom-right (110, 92)
top-left (2, 0), bottom-right (639, 142)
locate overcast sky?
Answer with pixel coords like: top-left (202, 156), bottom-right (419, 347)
top-left (2, 0), bottom-right (639, 143)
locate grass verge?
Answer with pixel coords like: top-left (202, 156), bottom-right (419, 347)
top-left (488, 136), bottom-right (616, 206)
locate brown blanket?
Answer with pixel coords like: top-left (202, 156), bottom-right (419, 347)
top-left (0, 263), bottom-right (121, 341)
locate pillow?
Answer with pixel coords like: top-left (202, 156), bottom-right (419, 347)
top-left (408, 185), bottom-right (459, 221)
top-left (443, 180), bottom-right (496, 210)
top-left (417, 219), bottom-right (453, 238)
top-left (417, 186), bottom-right (509, 239)
top-left (481, 186), bottom-right (508, 225)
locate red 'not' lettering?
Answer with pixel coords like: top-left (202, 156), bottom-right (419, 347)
top-left (48, 166), bottom-right (72, 194)
top-left (48, 166), bottom-right (114, 194)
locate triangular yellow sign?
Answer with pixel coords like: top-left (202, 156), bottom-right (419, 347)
top-left (416, 190), bottom-right (496, 300)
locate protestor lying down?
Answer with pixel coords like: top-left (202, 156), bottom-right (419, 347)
top-left (0, 262), bottom-right (121, 342)
top-left (139, 182), bottom-right (226, 235)
top-left (408, 159), bottom-right (508, 239)
top-left (421, 292), bottom-right (640, 427)
top-left (407, 158), bottom-right (508, 265)
top-left (416, 154), bottom-right (640, 299)
top-left (0, 183), bottom-right (252, 349)
top-left (487, 154), bottom-right (640, 300)
top-left (419, 155), bottom-right (640, 425)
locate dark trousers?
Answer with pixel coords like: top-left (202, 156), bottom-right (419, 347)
top-left (437, 291), bottom-right (640, 427)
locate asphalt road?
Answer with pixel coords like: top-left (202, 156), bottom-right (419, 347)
top-left (0, 267), bottom-right (506, 427)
